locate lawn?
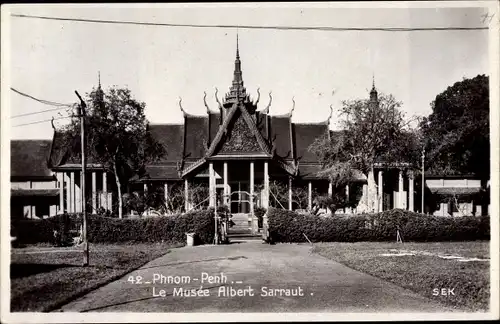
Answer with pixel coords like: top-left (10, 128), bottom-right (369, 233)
top-left (10, 243), bottom-right (182, 312)
top-left (312, 241), bottom-right (490, 312)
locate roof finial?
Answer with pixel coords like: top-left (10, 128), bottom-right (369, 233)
top-left (370, 73), bottom-right (378, 103)
top-left (290, 96), bottom-right (296, 116)
top-left (98, 71), bottom-right (101, 88)
top-left (262, 91), bottom-right (272, 114)
top-left (215, 87), bottom-right (223, 110)
top-left (236, 31), bottom-right (239, 59)
top-left (51, 116), bottom-right (55, 130)
top-left (203, 91), bottom-right (211, 114)
top-left (178, 97), bottom-right (186, 115)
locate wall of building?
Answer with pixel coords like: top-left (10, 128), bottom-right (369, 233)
top-left (11, 179), bottom-right (59, 219)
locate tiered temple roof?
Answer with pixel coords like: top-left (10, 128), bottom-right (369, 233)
top-left (47, 36), bottom-right (335, 181)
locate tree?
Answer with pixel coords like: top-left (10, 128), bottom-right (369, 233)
top-left (310, 92), bottom-right (420, 187)
top-left (61, 85), bottom-right (165, 218)
top-left (420, 75), bottom-right (489, 179)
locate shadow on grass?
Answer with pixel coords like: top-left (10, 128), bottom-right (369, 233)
top-left (10, 263), bottom-right (80, 279)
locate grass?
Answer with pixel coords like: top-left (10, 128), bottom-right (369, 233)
top-left (10, 243), bottom-right (182, 312)
top-left (312, 241), bottom-right (490, 312)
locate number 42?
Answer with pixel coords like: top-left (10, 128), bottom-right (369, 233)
top-left (128, 275), bottom-right (143, 284)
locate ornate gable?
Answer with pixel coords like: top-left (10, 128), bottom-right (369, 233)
top-left (217, 110), bottom-right (262, 154)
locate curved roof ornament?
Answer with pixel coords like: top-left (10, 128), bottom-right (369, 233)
top-left (262, 91), bottom-right (272, 114)
top-left (255, 87), bottom-right (260, 106)
top-left (215, 87), bottom-right (223, 110)
top-left (328, 104), bottom-right (333, 124)
top-left (178, 97), bottom-right (186, 115)
top-left (203, 91), bottom-right (211, 114)
top-left (51, 117), bottom-right (55, 130)
top-left (290, 96), bottom-right (296, 117)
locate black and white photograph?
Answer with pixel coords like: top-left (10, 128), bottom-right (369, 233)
top-left (1, 2), bottom-right (499, 322)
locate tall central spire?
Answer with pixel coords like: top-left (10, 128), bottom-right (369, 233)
top-left (236, 32), bottom-right (240, 60)
top-left (226, 32), bottom-right (246, 104)
top-left (370, 74), bottom-right (379, 105)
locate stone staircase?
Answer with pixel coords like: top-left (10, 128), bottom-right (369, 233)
top-left (227, 213), bottom-right (262, 241)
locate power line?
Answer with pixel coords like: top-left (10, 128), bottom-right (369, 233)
top-left (11, 14), bottom-right (488, 32)
top-left (11, 87), bottom-right (76, 107)
top-left (12, 116), bottom-right (73, 127)
top-left (11, 106), bottom-right (73, 119)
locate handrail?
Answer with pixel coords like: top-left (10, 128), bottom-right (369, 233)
top-left (269, 189), bottom-right (286, 210)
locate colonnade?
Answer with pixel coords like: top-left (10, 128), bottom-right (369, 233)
top-left (56, 170), bottom-right (111, 214)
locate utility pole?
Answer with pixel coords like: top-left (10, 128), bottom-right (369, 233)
top-left (421, 147), bottom-right (425, 214)
top-left (75, 90), bottom-right (89, 266)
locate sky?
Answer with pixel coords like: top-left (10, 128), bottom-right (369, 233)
top-left (4, 3), bottom-right (491, 140)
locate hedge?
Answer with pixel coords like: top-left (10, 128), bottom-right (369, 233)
top-left (267, 208), bottom-right (490, 243)
top-left (12, 210), bottom-right (215, 246)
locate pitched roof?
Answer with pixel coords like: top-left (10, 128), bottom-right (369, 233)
top-left (143, 164), bottom-right (181, 180)
top-left (184, 115), bottom-right (209, 161)
top-left (255, 112), bottom-right (269, 140)
top-left (208, 112), bottom-right (221, 145)
top-left (296, 163), bottom-right (366, 181)
top-left (48, 130), bottom-right (103, 168)
top-left (11, 140), bottom-right (54, 180)
top-left (270, 116), bottom-right (292, 159)
top-left (293, 123), bottom-right (328, 163)
top-left (148, 124), bottom-right (184, 163)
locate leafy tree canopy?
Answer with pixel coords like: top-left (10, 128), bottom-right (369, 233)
top-left (310, 92), bottom-right (420, 187)
top-left (61, 85), bottom-right (166, 218)
top-left (420, 74), bottom-right (489, 179)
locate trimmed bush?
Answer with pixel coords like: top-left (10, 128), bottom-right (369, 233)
top-left (13, 210), bottom-right (215, 246)
top-left (12, 214), bottom-right (80, 247)
top-left (267, 208), bottom-right (490, 243)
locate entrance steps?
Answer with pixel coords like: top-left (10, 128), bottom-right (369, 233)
top-left (227, 213), bottom-right (261, 241)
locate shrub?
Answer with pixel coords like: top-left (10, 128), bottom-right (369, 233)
top-left (13, 210), bottom-right (215, 246)
top-left (12, 214), bottom-right (80, 247)
top-left (267, 208), bottom-right (490, 243)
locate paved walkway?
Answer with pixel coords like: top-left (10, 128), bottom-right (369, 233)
top-left (59, 241), bottom-right (453, 313)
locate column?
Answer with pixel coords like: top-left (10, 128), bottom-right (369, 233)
top-left (57, 173), bottom-right (64, 214)
top-left (143, 183), bottom-right (148, 215)
top-left (308, 181), bottom-right (312, 211)
top-left (65, 173), bottom-right (70, 213)
top-left (409, 171), bottom-right (415, 212)
top-left (345, 184), bottom-right (350, 213)
top-left (102, 171), bottom-right (108, 211)
top-left (263, 161), bottom-right (269, 208)
top-left (70, 172), bottom-right (75, 213)
top-left (91, 172), bottom-right (97, 213)
top-left (288, 176), bottom-right (293, 211)
top-left (398, 169), bottom-right (404, 209)
top-left (223, 162), bottom-right (228, 206)
top-left (209, 162), bottom-right (215, 208)
top-left (378, 170), bottom-right (384, 212)
top-left (250, 162), bottom-right (256, 234)
top-left (164, 182), bottom-right (169, 214)
top-left (327, 181), bottom-right (333, 214)
top-left (184, 178), bottom-right (189, 212)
